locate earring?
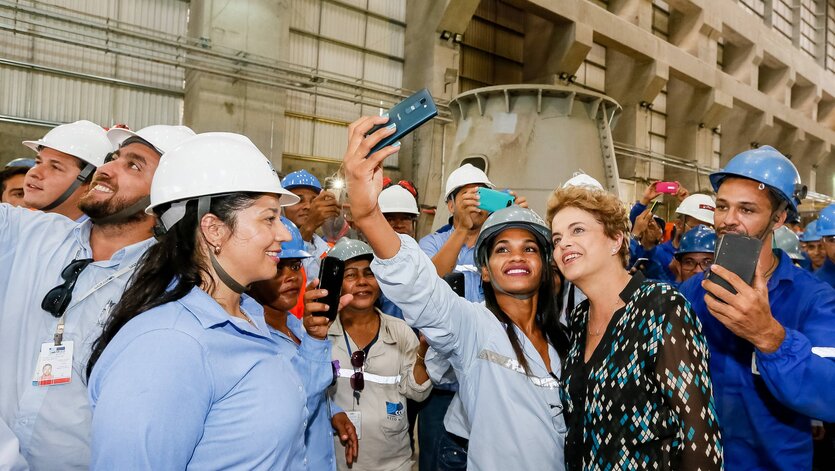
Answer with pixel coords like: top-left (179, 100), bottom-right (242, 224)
top-left (611, 247), bottom-right (618, 254)
top-left (214, 245), bottom-right (221, 255)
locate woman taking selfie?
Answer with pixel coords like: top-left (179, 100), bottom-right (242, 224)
top-left (340, 116), bottom-right (569, 470)
top-left (86, 133), bottom-right (337, 469)
top-left (547, 185), bottom-right (722, 470)
top-left (313, 237), bottom-right (431, 471)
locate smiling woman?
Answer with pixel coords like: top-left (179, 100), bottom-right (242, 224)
top-left (341, 114), bottom-right (569, 471)
top-left (547, 185), bottom-right (722, 470)
top-left (84, 133), bottom-right (338, 470)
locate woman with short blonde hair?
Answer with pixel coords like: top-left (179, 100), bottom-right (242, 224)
top-left (548, 185), bottom-right (722, 470)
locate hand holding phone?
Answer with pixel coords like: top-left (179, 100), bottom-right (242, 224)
top-left (477, 187), bottom-right (516, 213)
top-left (367, 88), bottom-right (438, 155)
top-left (313, 257), bottom-right (345, 321)
top-left (705, 233), bottom-right (761, 301)
top-left (655, 181), bottom-right (680, 195)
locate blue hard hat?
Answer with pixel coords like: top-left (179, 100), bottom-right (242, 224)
top-left (800, 220), bottom-right (821, 242)
top-left (280, 216), bottom-right (312, 259)
top-left (676, 225), bottom-right (716, 256)
top-left (281, 169), bottom-right (322, 193)
top-left (5, 158), bottom-right (35, 169)
top-left (709, 146), bottom-right (806, 212)
top-left (817, 204), bottom-right (835, 237)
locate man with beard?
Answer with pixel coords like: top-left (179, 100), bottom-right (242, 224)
top-left (680, 146), bottom-right (835, 470)
top-left (0, 124), bottom-right (194, 470)
top-left (21, 120), bottom-right (114, 222)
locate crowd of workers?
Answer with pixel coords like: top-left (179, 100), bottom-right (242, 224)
top-left (0, 115), bottom-right (833, 471)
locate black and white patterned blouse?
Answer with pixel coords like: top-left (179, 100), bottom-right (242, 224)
top-left (563, 273), bottom-right (723, 470)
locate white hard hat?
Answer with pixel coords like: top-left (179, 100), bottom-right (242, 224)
top-left (675, 194), bottom-right (715, 225)
top-left (562, 172), bottom-right (604, 191)
top-left (379, 185), bottom-right (419, 215)
top-left (444, 163), bottom-right (493, 200)
top-left (22, 120), bottom-right (113, 167)
top-left (108, 125), bottom-right (196, 155)
top-left (147, 132), bottom-right (300, 229)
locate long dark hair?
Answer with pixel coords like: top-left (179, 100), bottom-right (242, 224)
top-left (86, 193), bottom-right (261, 379)
top-left (481, 234), bottom-right (568, 374)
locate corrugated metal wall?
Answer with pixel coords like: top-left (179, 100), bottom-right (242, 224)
top-left (283, 0), bottom-right (406, 167)
top-left (0, 0), bottom-right (188, 129)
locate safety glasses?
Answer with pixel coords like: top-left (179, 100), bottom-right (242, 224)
top-left (41, 259), bottom-right (93, 318)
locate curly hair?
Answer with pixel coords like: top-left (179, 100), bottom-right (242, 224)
top-left (545, 186), bottom-right (630, 268)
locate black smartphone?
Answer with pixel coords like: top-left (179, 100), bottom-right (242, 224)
top-left (367, 88), bottom-right (438, 155)
top-left (315, 256), bottom-right (345, 321)
top-left (706, 233), bottom-right (762, 300)
top-left (442, 272), bottom-right (465, 298)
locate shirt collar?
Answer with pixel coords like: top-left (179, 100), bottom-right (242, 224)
top-left (268, 311), bottom-right (306, 341)
top-left (71, 219), bottom-right (155, 267)
top-left (180, 288), bottom-right (270, 336)
top-left (620, 271), bottom-right (646, 303)
top-left (768, 249), bottom-right (795, 288)
top-left (327, 309), bottom-right (395, 344)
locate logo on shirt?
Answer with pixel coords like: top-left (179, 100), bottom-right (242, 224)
top-left (386, 401), bottom-right (404, 420)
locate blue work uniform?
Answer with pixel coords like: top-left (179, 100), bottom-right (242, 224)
top-left (0, 204), bottom-right (152, 470)
top-left (88, 287), bottom-right (332, 469)
top-left (373, 235), bottom-right (566, 470)
top-left (815, 258), bottom-right (835, 289)
top-left (268, 312), bottom-right (338, 471)
top-left (680, 250), bottom-right (835, 470)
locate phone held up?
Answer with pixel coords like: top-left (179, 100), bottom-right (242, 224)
top-left (367, 88), bottom-right (438, 155)
top-left (477, 187), bottom-right (516, 213)
top-left (655, 181), bottom-right (680, 195)
top-left (314, 256), bottom-right (345, 321)
top-left (705, 233), bottom-right (762, 302)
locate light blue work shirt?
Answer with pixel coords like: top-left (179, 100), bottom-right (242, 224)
top-left (0, 417), bottom-right (27, 471)
top-left (418, 229), bottom-right (484, 303)
top-left (88, 287), bottom-right (332, 469)
top-left (681, 250), bottom-right (835, 470)
top-left (373, 235), bottom-right (566, 470)
top-left (268, 312), bottom-right (338, 471)
top-left (0, 204), bottom-right (152, 470)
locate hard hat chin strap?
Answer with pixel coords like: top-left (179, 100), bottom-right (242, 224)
top-left (90, 196), bottom-right (151, 225)
top-left (486, 264), bottom-right (537, 300)
top-left (41, 163), bottom-right (95, 211)
top-left (197, 196), bottom-right (249, 294)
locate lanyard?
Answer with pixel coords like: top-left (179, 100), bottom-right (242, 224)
top-left (342, 328), bottom-right (379, 359)
top-left (54, 261), bottom-right (138, 345)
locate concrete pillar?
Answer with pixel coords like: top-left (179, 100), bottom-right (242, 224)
top-left (665, 80), bottom-right (731, 190)
top-left (523, 15), bottom-right (593, 83)
top-left (402, 0), bottom-right (469, 233)
top-left (719, 107), bottom-right (774, 164)
top-left (609, 0), bottom-right (652, 30)
top-left (184, 0), bottom-right (289, 166)
top-left (605, 49), bottom-right (668, 179)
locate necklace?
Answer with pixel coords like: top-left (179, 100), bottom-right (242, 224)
top-left (587, 298), bottom-right (623, 337)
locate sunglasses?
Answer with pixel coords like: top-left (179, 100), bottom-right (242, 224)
top-left (278, 259), bottom-right (303, 272)
top-left (41, 259), bottom-right (94, 318)
top-left (349, 350), bottom-right (365, 403)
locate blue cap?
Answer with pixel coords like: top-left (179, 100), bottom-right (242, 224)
top-left (816, 204), bottom-right (835, 238)
top-left (800, 220), bottom-right (821, 242)
top-left (4, 158), bottom-right (35, 169)
top-left (281, 169), bottom-right (322, 193)
top-left (709, 146), bottom-right (806, 212)
top-left (280, 216), bottom-right (312, 259)
top-left (676, 225), bottom-right (716, 256)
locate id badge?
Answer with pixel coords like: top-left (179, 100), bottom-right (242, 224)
top-left (32, 341), bottom-right (73, 386)
top-left (346, 410), bottom-right (362, 440)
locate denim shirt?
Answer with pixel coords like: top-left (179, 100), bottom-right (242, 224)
top-left (0, 204), bottom-right (152, 470)
top-left (88, 288), bottom-right (330, 469)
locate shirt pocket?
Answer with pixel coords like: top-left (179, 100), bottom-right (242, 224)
top-left (380, 400), bottom-right (408, 437)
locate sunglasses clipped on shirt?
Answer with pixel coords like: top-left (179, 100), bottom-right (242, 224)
top-left (349, 350), bottom-right (366, 402)
top-left (41, 259), bottom-right (94, 318)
